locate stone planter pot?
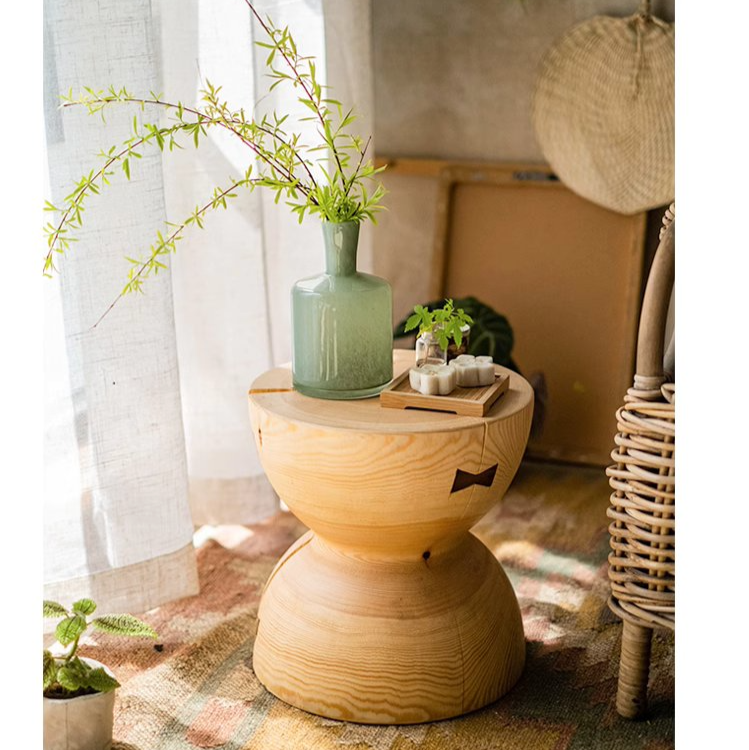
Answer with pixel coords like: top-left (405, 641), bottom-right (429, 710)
top-left (43, 659), bottom-right (116, 750)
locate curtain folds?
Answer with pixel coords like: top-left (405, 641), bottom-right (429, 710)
top-left (44, 0), bottom-right (374, 614)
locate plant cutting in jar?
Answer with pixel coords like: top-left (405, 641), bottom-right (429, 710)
top-left (404, 299), bottom-right (474, 352)
top-left (43, 598), bottom-right (157, 750)
top-left (43, 1), bottom-right (393, 400)
top-left (396, 296), bottom-right (517, 367)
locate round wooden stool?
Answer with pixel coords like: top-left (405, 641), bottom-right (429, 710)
top-left (248, 350), bottom-right (534, 724)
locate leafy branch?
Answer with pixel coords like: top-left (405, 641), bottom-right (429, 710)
top-left (43, 0), bottom-right (386, 324)
top-left (92, 170), bottom-right (261, 327)
top-left (43, 598), bottom-right (157, 698)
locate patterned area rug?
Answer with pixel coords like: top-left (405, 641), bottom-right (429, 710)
top-left (79, 461), bottom-right (674, 750)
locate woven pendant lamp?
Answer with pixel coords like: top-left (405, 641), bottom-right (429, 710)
top-left (531, 1), bottom-right (674, 215)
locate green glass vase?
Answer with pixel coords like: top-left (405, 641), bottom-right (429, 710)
top-left (291, 221), bottom-right (393, 399)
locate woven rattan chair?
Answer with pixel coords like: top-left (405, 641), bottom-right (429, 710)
top-left (606, 205), bottom-right (675, 719)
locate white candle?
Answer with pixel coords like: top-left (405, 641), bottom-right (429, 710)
top-left (420, 369), bottom-right (440, 395)
top-left (409, 364), bottom-right (457, 396)
top-left (437, 365), bottom-right (457, 395)
top-left (448, 354), bottom-right (495, 387)
top-left (475, 357), bottom-right (495, 386)
top-left (455, 363), bottom-right (479, 387)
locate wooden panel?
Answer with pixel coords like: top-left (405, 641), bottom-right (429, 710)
top-left (440, 168), bottom-right (645, 465)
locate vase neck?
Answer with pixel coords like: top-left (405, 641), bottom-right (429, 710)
top-left (323, 221), bottom-right (359, 276)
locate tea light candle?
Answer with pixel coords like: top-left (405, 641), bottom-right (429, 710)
top-left (409, 364), bottom-right (457, 396)
top-left (449, 354), bottom-right (496, 387)
top-left (475, 356), bottom-right (496, 386)
top-left (436, 365), bottom-right (458, 394)
top-left (450, 360), bottom-right (479, 387)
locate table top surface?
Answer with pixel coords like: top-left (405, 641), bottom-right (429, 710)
top-left (249, 350), bottom-right (533, 434)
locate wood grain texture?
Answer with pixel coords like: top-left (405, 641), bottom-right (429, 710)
top-left (248, 350), bottom-right (534, 724)
top-left (380, 369), bottom-right (509, 417)
top-left (254, 534), bottom-right (525, 724)
top-left (249, 351), bottom-right (532, 435)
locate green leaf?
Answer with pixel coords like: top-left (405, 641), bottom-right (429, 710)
top-left (451, 321), bottom-right (463, 348)
top-left (85, 667), bottom-right (120, 693)
top-left (92, 614), bottom-right (157, 639)
top-left (404, 313), bottom-right (421, 333)
top-left (43, 600), bottom-right (68, 619)
top-left (299, 98), bottom-right (317, 113)
top-left (56, 665), bottom-right (85, 692)
top-left (43, 651), bottom-right (58, 690)
top-left (72, 598), bottom-right (97, 616)
top-left (56, 614), bottom-right (87, 646)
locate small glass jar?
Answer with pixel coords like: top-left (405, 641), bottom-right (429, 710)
top-left (446, 325), bottom-right (471, 362)
top-left (415, 332), bottom-right (447, 367)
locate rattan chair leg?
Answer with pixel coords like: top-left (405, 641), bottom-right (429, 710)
top-left (616, 619), bottom-right (653, 719)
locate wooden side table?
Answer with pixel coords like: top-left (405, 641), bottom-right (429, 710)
top-left (248, 350), bottom-right (534, 724)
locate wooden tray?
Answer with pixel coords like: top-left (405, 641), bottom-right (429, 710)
top-left (379, 368), bottom-right (509, 417)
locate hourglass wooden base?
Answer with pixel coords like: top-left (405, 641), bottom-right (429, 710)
top-left (248, 351), bottom-right (534, 725)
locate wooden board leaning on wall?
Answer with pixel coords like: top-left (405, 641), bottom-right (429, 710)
top-left (374, 157), bottom-right (647, 467)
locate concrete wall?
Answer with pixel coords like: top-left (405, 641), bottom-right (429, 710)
top-left (372, 0), bottom-right (674, 161)
top-left (370, 0), bottom-right (675, 321)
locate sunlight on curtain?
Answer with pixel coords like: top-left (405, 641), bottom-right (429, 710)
top-left (157, 0), bottom-right (328, 526)
top-left (44, 0), bottom-right (374, 613)
top-left (43, 0), bottom-right (199, 615)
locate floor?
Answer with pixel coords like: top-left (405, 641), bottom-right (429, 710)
top-left (79, 460), bottom-right (675, 750)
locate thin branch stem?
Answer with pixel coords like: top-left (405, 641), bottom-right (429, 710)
top-left (44, 131), bottom-right (162, 274)
top-left (92, 175), bottom-right (259, 329)
top-left (344, 135), bottom-right (371, 198)
top-left (253, 122), bottom-right (318, 191)
top-left (241, 0), bottom-right (348, 184)
top-left (67, 94), bottom-right (309, 195)
top-left (212, 106), bottom-right (303, 190)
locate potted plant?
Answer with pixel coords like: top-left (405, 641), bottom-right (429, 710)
top-left (43, 599), bottom-right (158, 750)
top-left (404, 299), bottom-right (474, 366)
top-left (43, 0), bottom-right (390, 400)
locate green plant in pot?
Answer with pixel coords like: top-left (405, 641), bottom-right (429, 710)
top-left (43, 599), bottom-right (157, 750)
top-left (43, 0), bottom-right (391, 400)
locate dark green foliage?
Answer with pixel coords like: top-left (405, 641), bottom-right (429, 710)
top-left (395, 296), bottom-right (517, 370)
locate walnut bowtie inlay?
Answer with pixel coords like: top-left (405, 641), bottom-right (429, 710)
top-left (450, 464), bottom-right (498, 493)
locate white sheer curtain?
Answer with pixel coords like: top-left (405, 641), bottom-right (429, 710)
top-left (44, 0), bottom-right (374, 615)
